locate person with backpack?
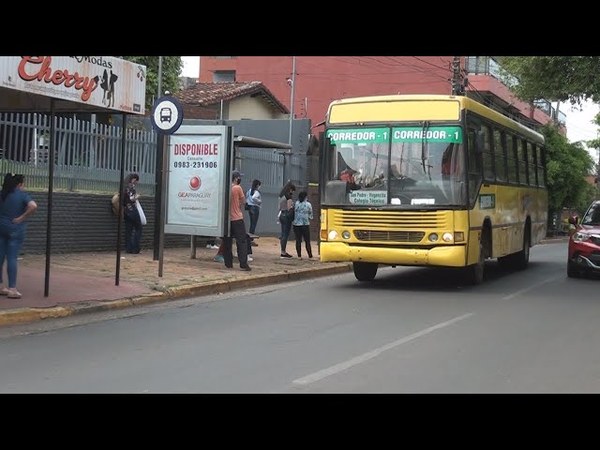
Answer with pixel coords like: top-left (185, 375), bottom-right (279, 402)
top-left (278, 180), bottom-right (296, 258)
top-left (122, 172), bottom-right (144, 254)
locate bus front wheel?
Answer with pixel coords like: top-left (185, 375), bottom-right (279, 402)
top-left (465, 242), bottom-right (485, 285)
top-left (353, 262), bottom-right (378, 281)
top-left (512, 230), bottom-right (530, 270)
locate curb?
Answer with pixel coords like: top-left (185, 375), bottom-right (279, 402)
top-left (0, 263), bottom-right (352, 327)
top-left (0, 237), bottom-right (568, 327)
top-left (540, 237), bottom-right (569, 245)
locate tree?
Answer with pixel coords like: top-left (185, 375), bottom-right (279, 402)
top-left (496, 57), bottom-right (600, 106)
top-left (495, 57), bottom-right (600, 223)
top-left (120, 56), bottom-right (183, 112)
top-left (542, 123), bottom-right (595, 220)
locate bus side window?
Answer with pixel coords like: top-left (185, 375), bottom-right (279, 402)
top-left (467, 128), bottom-right (482, 204)
top-left (535, 145), bottom-right (546, 187)
top-left (506, 133), bottom-right (518, 184)
top-left (517, 139), bottom-right (528, 185)
top-left (526, 142), bottom-right (537, 186)
top-left (481, 125), bottom-right (494, 181)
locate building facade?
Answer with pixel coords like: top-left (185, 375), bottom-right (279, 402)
top-left (196, 56), bottom-right (566, 135)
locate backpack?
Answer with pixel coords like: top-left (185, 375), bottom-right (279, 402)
top-left (111, 192), bottom-right (121, 216)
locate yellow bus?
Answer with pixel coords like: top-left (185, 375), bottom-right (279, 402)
top-left (318, 94), bottom-right (548, 283)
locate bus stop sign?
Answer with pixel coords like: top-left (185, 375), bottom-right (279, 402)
top-left (150, 95), bottom-right (184, 134)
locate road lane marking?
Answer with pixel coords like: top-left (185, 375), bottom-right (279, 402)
top-left (292, 312), bottom-right (474, 386)
top-left (502, 276), bottom-right (556, 300)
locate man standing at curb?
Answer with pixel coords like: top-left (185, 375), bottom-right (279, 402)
top-left (222, 170), bottom-right (252, 271)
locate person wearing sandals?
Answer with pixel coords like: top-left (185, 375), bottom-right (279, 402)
top-left (0, 173), bottom-right (38, 299)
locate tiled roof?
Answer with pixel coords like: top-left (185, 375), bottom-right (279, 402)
top-left (176, 81), bottom-right (289, 114)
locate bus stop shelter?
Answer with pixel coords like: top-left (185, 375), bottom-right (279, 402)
top-left (0, 56), bottom-right (147, 296)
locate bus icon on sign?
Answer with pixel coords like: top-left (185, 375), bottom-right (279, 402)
top-left (151, 96), bottom-right (183, 134)
top-left (160, 107), bottom-right (172, 123)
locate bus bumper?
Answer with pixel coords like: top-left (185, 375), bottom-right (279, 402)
top-left (320, 242), bottom-right (467, 267)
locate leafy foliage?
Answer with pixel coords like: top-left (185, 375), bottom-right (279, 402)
top-left (496, 57), bottom-right (600, 106)
top-left (495, 57), bottom-right (600, 218)
top-left (542, 124), bottom-right (596, 216)
top-left (120, 56), bottom-right (183, 112)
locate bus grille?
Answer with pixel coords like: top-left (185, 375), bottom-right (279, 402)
top-left (354, 230), bottom-right (425, 242)
top-left (330, 210), bottom-right (450, 243)
top-left (332, 210), bottom-right (448, 228)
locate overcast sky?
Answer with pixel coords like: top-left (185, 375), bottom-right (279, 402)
top-left (562, 100), bottom-right (600, 143)
top-left (182, 56), bottom-right (199, 78)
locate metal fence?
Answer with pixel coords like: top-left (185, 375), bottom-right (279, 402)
top-left (0, 112), bottom-right (157, 194)
top-left (0, 113), bottom-right (311, 235)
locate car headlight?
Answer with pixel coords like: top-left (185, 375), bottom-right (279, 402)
top-left (573, 232), bottom-right (591, 242)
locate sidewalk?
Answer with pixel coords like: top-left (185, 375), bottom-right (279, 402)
top-left (0, 236), bottom-right (568, 327)
top-left (0, 237), bottom-right (351, 327)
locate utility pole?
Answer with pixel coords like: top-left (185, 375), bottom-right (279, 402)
top-left (153, 56), bottom-right (164, 260)
top-left (284, 56), bottom-right (296, 184)
top-left (451, 56), bottom-right (466, 96)
top-left (288, 56), bottom-right (296, 146)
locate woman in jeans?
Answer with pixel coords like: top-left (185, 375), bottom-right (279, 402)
top-left (278, 180), bottom-right (296, 258)
top-left (0, 173), bottom-right (38, 299)
top-left (292, 190), bottom-right (313, 259)
top-left (246, 179), bottom-right (262, 236)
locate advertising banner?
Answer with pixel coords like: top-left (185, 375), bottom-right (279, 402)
top-left (0, 56), bottom-right (146, 114)
top-left (165, 125), bottom-right (233, 237)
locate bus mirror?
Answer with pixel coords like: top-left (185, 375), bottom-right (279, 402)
top-left (324, 180), bottom-right (348, 204)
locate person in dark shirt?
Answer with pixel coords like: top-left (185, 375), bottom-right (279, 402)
top-left (122, 172), bottom-right (143, 254)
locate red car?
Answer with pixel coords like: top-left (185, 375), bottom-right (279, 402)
top-left (567, 200), bottom-right (600, 278)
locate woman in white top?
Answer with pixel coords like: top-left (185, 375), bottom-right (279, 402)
top-left (246, 179), bottom-right (262, 235)
top-left (292, 190), bottom-right (313, 259)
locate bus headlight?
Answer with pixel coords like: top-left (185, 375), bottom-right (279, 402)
top-left (429, 233), bottom-right (439, 242)
top-left (342, 231), bottom-right (351, 239)
top-left (442, 232), bottom-right (453, 242)
top-left (328, 230), bottom-right (339, 240)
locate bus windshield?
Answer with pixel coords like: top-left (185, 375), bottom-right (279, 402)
top-left (326, 125), bottom-right (467, 207)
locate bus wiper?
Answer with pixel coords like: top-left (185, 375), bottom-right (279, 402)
top-left (421, 121), bottom-right (431, 179)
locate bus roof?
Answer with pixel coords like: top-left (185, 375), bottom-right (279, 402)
top-left (326, 94), bottom-right (545, 144)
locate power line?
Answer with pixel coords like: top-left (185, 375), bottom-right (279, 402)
top-left (451, 56), bottom-right (466, 96)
